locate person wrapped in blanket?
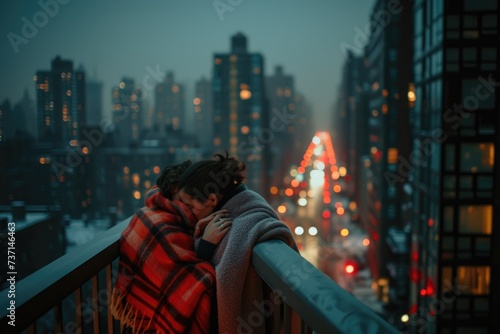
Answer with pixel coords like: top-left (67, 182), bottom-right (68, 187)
top-left (111, 161), bottom-right (231, 334)
top-left (178, 153), bottom-right (298, 334)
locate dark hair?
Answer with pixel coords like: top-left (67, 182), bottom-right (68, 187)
top-left (178, 152), bottom-right (245, 201)
top-left (155, 160), bottom-right (192, 199)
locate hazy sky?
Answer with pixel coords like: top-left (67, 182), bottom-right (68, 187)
top-left (0, 0), bottom-right (373, 130)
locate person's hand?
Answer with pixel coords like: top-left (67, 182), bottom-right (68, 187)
top-left (194, 209), bottom-right (229, 238)
top-left (201, 213), bottom-right (232, 245)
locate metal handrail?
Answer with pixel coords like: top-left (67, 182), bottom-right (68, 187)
top-left (0, 219), bottom-right (129, 332)
top-left (0, 219), bottom-right (399, 333)
top-left (252, 240), bottom-right (400, 334)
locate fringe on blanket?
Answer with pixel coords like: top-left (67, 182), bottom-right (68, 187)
top-left (110, 288), bottom-right (156, 334)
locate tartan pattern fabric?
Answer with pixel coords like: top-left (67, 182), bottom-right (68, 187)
top-left (111, 186), bottom-right (216, 334)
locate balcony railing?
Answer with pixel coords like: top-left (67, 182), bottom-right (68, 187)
top-left (0, 217), bottom-right (399, 334)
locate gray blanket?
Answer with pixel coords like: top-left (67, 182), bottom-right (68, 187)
top-left (200, 188), bottom-right (297, 334)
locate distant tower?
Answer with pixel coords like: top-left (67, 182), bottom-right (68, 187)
top-left (265, 66), bottom-right (295, 187)
top-left (212, 32), bottom-right (268, 192)
top-left (193, 76), bottom-right (213, 149)
top-left (18, 89), bottom-right (36, 138)
top-left (154, 72), bottom-right (185, 135)
top-left (85, 70), bottom-right (103, 127)
top-left (35, 56), bottom-right (86, 147)
top-left (112, 77), bottom-right (143, 146)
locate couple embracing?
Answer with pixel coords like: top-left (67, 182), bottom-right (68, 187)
top-left (111, 152), bottom-right (297, 334)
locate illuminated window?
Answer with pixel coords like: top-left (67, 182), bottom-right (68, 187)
top-left (462, 79), bottom-right (495, 109)
top-left (460, 143), bottom-right (494, 172)
top-left (240, 89), bottom-right (252, 100)
top-left (214, 58), bottom-right (222, 65)
top-left (457, 266), bottom-right (490, 295)
top-left (459, 205), bottom-right (492, 234)
top-left (387, 148), bottom-right (398, 164)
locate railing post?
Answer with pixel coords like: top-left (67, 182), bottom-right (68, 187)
top-left (92, 275), bottom-right (100, 334)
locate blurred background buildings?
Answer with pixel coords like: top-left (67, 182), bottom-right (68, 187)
top-left (0, 0), bottom-right (498, 332)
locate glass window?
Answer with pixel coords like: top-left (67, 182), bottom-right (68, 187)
top-left (446, 48), bottom-right (459, 61)
top-left (463, 30), bottom-right (480, 39)
top-left (477, 176), bottom-right (493, 189)
top-left (474, 298), bottom-right (489, 312)
top-left (446, 15), bottom-right (460, 29)
top-left (433, 0), bottom-right (443, 19)
top-left (476, 237), bottom-right (490, 253)
top-left (482, 14), bottom-right (497, 28)
top-left (443, 206), bottom-right (453, 232)
top-left (443, 176), bottom-right (455, 190)
top-left (464, 0), bottom-right (497, 11)
top-left (458, 205), bottom-right (492, 234)
top-left (463, 48), bottom-right (477, 61)
top-left (460, 143), bottom-right (495, 172)
top-left (458, 237), bottom-right (471, 250)
top-left (442, 266), bottom-right (452, 286)
top-left (459, 176), bottom-right (473, 189)
top-left (464, 15), bottom-right (478, 28)
top-left (481, 47), bottom-right (497, 61)
top-left (445, 144), bottom-right (455, 171)
top-left (415, 7), bottom-right (423, 35)
top-left (457, 266), bottom-right (490, 295)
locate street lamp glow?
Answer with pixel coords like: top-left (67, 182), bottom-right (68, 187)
top-left (401, 314), bottom-right (409, 323)
top-left (310, 170), bottom-right (324, 187)
top-left (277, 205), bottom-right (287, 214)
top-left (308, 227), bottom-right (318, 236)
top-left (363, 238), bottom-right (370, 246)
top-left (339, 166), bottom-right (347, 177)
top-left (340, 228), bottom-right (349, 237)
top-left (295, 226), bottom-right (304, 235)
top-left (298, 198), bottom-right (308, 206)
top-left (314, 161), bottom-right (325, 170)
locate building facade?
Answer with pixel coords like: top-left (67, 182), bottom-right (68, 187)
top-left (112, 77), bottom-right (143, 146)
top-left (409, 0), bottom-right (499, 332)
top-left (193, 76), bottom-right (213, 149)
top-left (35, 56), bottom-right (86, 148)
top-left (212, 33), bottom-right (268, 192)
top-left (154, 72), bottom-right (186, 136)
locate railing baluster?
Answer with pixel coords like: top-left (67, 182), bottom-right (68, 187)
top-left (283, 303), bottom-right (292, 334)
top-left (75, 287), bottom-right (83, 334)
top-left (92, 274), bottom-right (100, 334)
top-left (54, 301), bottom-right (63, 333)
top-left (273, 297), bottom-right (281, 334)
top-left (301, 317), bottom-right (313, 334)
top-left (106, 264), bottom-right (115, 334)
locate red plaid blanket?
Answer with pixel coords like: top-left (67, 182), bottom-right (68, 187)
top-left (111, 186), bottom-right (216, 333)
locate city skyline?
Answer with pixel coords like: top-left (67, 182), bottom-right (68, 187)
top-left (0, 0), bottom-right (373, 130)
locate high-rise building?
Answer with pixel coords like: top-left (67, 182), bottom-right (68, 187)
top-left (35, 56), bottom-right (86, 147)
top-left (112, 77), bottom-right (142, 146)
top-left (333, 51), bottom-right (368, 203)
top-left (154, 72), bottom-right (186, 135)
top-left (85, 79), bottom-right (103, 127)
top-left (361, 0), bottom-right (413, 318)
top-left (212, 32), bottom-right (268, 192)
top-left (344, 0), bottom-right (414, 319)
top-left (265, 66), bottom-right (295, 188)
top-left (409, 1), bottom-right (499, 332)
top-left (193, 76), bottom-right (213, 149)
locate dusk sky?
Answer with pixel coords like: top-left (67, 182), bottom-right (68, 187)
top-left (1, 0), bottom-right (374, 130)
